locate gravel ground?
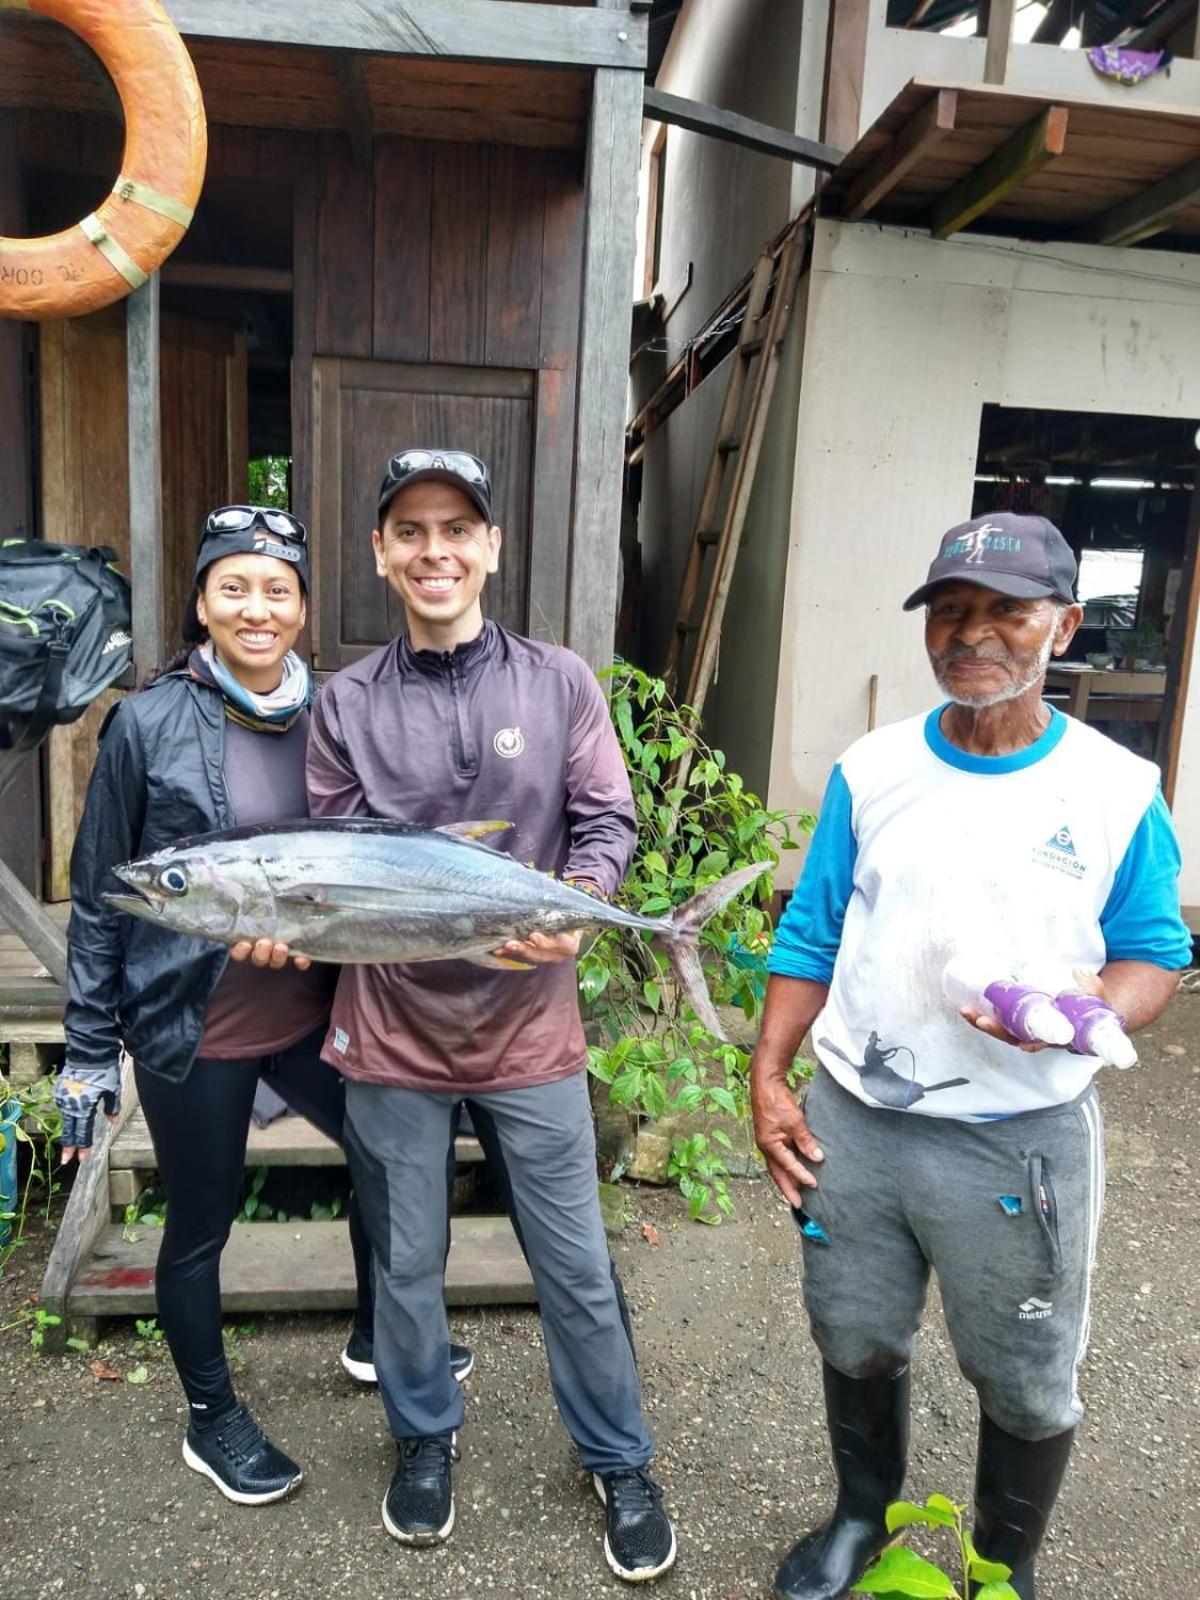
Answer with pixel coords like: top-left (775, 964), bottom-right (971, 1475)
top-left (1, 997), bottom-right (1198, 1600)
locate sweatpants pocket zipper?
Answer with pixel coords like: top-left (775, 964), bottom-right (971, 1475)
top-left (1028, 1152), bottom-right (1062, 1279)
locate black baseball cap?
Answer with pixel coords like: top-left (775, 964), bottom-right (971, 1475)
top-left (377, 449), bottom-right (493, 524)
top-left (903, 512), bottom-right (1077, 611)
top-left (195, 506), bottom-right (309, 593)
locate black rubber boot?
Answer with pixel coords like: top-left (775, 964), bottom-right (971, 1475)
top-left (971, 1413), bottom-right (1075, 1600)
top-left (775, 1363), bottom-right (909, 1600)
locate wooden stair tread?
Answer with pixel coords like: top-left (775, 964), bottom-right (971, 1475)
top-left (111, 1107), bottom-right (484, 1169)
top-left (69, 1216), bottom-right (536, 1315)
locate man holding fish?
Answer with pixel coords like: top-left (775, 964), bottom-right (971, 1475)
top-left (304, 450), bottom-right (677, 1581)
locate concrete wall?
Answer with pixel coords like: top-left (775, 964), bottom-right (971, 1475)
top-left (630, 0), bottom-right (820, 795)
top-left (769, 219), bottom-right (1200, 901)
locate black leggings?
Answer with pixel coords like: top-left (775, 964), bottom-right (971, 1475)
top-left (135, 1026), bottom-right (380, 1419)
top-left (137, 1036), bottom-right (636, 1419)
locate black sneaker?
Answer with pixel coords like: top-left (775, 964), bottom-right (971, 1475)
top-left (382, 1433), bottom-right (459, 1545)
top-left (593, 1467), bottom-right (677, 1582)
top-left (341, 1330), bottom-right (474, 1386)
top-left (182, 1403), bottom-right (302, 1506)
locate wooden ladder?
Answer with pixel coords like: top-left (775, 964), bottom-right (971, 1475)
top-left (661, 233), bottom-right (806, 728)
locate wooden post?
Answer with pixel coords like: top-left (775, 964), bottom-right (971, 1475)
top-left (568, 53), bottom-right (643, 674)
top-left (983, 0), bottom-right (1018, 84)
top-left (821, 0), bottom-right (871, 153)
top-left (1158, 480), bottom-right (1200, 806)
top-left (0, 111), bottom-right (31, 544)
top-left (126, 276), bottom-right (165, 684)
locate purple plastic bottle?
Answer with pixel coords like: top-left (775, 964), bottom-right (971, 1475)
top-left (942, 960), bottom-right (1074, 1045)
top-left (1053, 991), bottom-right (1137, 1068)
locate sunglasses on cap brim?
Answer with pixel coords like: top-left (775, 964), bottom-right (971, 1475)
top-left (203, 506), bottom-right (308, 546)
top-left (381, 451), bottom-right (489, 489)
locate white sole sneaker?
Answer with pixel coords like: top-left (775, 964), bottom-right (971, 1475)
top-left (381, 1489), bottom-right (455, 1545)
top-left (340, 1347), bottom-right (377, 1384)
top-left (182, 1436), bottom-right (302, 1507)
top-left (341, 1348), bottom-right (475, 1386)
top-left (592, 1472), bottom-right (678, 1583)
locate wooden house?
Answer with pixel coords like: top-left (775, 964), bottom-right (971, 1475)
top-left (0, 0), bottom-right (650, 1332)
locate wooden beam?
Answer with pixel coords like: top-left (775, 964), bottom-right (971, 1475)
top-left (0, 854), bottom-right (67, 985)
top-left (930, 106), bottom-right (1069, 239)
top-left (1077, 153), bottom-right (1200, 246)
top-left (159, 263), bottom-right (294, 293)
top-left (1130, 0), bottom-right (1194, 46)
top-left (841, 89), bottom-right (957, 221)
top-left (336, 54), bottom-right (374, 171)
top-left (163, 1), bottom-right (648, 70)
top-left (126, 277), bottom-right (165, 686)
top-left (983, 0), bottom-right (1017, 83)
top-left (821, 0), bottom-right (871, 152)
top-left (568, 63), bottom-right (643, 674)
top-left (643, 87), bottom-right (842, 173)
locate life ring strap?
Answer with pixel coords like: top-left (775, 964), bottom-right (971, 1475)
top-left (79, 214), bottom-right (149, 290)
top-left (112, 176), bottom-right (195, 230)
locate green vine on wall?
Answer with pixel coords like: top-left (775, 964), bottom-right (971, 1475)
top-left (584, 664), bottom-right (814, 1222)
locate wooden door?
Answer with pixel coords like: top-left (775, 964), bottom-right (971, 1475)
top-left (311, 356), bottom-right (534, 669)
top-left (39, 310), bottom-right (248, 899)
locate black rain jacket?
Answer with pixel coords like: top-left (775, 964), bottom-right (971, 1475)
top-left (64, 672), bottom-right (233, 1082)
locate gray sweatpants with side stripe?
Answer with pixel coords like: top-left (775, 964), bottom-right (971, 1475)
top-left (344, 1069), bottom-right (654, 1474)
top-left (795, 1067), bottom-right (1105, 1440)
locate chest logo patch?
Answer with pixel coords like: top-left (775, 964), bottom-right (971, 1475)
top-left (493, 726), bottom-right (525, 760)
top-left (1033, 823), bottom-right (1086, 878)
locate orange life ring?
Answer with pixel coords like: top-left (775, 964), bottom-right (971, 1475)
top-left (0, 0), bottom-right (207, 320)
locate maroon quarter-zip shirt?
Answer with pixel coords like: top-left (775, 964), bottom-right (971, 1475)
top-left (306, 621), bottom-right (637, 1092)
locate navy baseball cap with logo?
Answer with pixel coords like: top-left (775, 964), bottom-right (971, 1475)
top-left (902, 512), bottom-right (1078, 611)
top-left (377, 449), bottom-right (493, 525)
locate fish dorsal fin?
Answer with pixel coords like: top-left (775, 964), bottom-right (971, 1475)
top-left (436, 820), bottom-right (513, 843)
top-left (276, 883), bottom-right (419, 914)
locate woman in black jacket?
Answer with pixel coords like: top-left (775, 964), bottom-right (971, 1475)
top-left (57, 508), bottom-right (469, 1506)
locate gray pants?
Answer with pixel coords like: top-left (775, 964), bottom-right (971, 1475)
top-left (796, 1067), bottom-right (1104, 1440)
top-left (344, 1070), bottom-right (654, 1474)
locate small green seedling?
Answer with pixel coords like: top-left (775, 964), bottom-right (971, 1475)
top-left (27, 1308), bottom-right (62, 1354)
top-left (853, 1495), bottom-right (1020, 1600)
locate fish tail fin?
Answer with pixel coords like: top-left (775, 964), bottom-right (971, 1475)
top-left (663, 862), bottom-right (769, 1042)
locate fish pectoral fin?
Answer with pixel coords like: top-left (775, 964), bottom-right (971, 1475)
top-left (436, 820), bottom-right (513, 843)
top-left (464, 952), bottom-right (534, 971)
top-left (275, 882), bottom-right (417, 914)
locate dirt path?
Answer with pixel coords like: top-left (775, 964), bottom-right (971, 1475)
top-left (1, 998), bottom-right (1197, 1600)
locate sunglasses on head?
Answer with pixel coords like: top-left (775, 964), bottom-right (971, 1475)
top-left (203, 506), bottom-right (308, 546)
top-left (382, 450), bottom-right (489, 489)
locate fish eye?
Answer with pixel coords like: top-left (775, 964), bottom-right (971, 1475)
top-left (160, 866), bottom-right (188, 895)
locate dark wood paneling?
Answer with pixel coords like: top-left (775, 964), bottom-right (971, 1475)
top-left (485, 146), bottom-right (546, 369)
top-left (306, 133), bottom-right (586, 666)
top-left (429, 143), bottom-right (490, 366)
top-left (373, 138), bottom-right (433, 363)
top-left (527, 149), bottom-right (585, 644)
top-left (315, 134), bottom-right (374, 357)
top-left (312, 358), bottom-right (534, 667)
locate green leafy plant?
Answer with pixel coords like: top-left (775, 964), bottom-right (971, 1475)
top-left (247, 455), bottom-right (291, 510)
top-left (853, 1495), bottom-right (1019, 1600)
top-left (122, 1185), bottom-right (167, 1243)
top-left (1, 1078), bottom-right (65, 1270)
top-left (584, 664), bottom-right (813, 1222)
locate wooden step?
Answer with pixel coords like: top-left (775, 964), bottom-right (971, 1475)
top-left (69, 1215), bottom-right (536, 1318)
top-left (110, 1107), bottom-right (485, 1170)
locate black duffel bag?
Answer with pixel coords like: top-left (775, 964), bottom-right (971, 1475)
top-left (0, 540), bottom-right (132, 752)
